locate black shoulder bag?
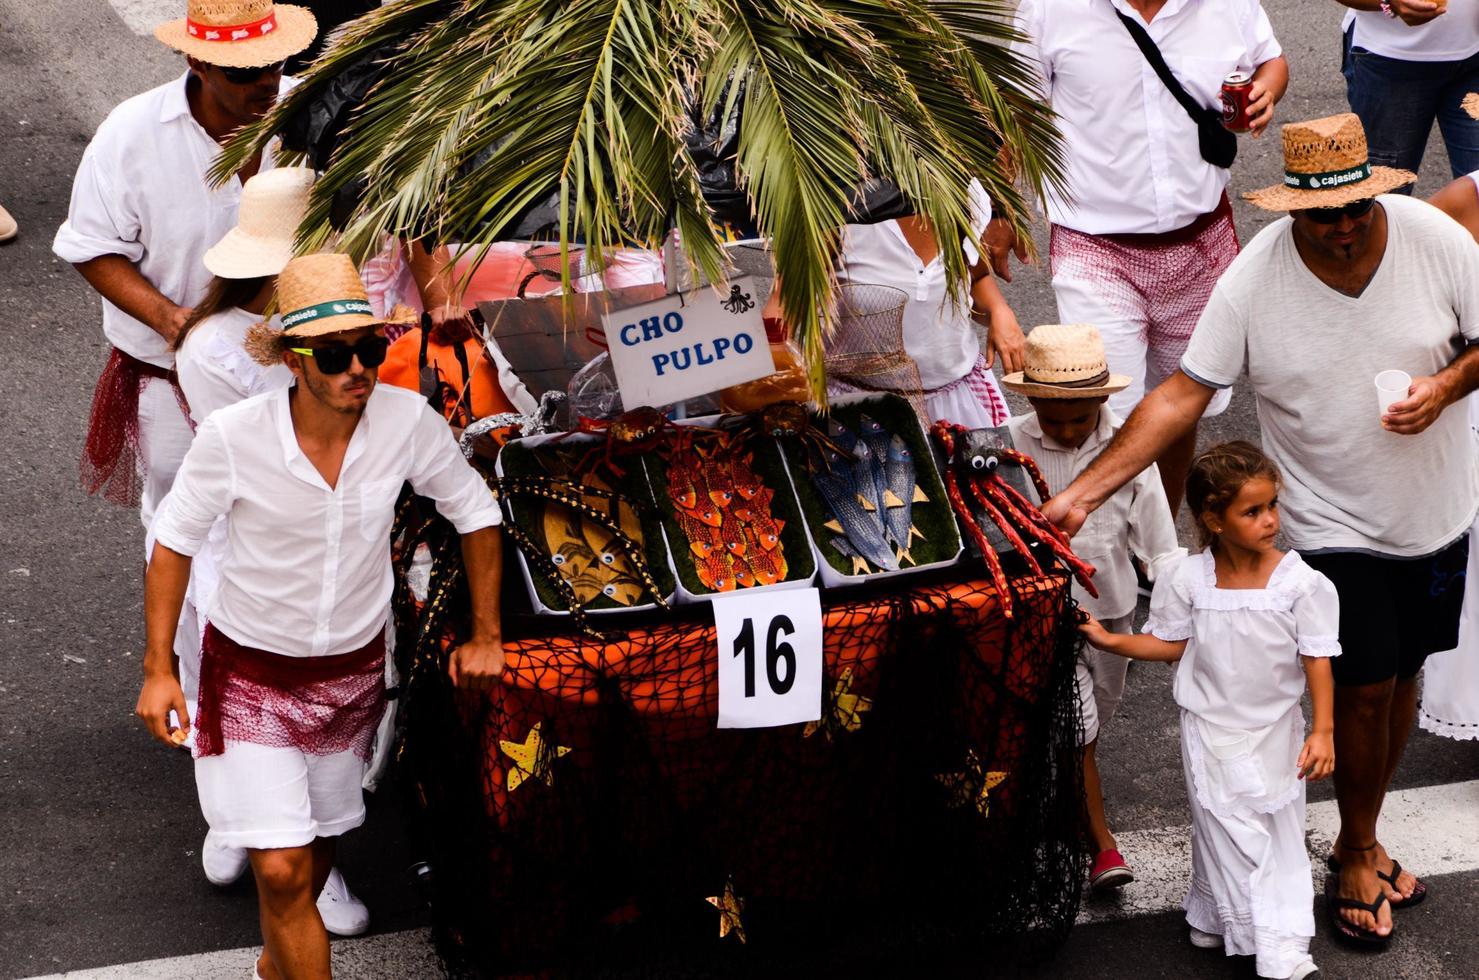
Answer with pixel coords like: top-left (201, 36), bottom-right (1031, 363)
top-left (1114, 10), bottom-right (1238, 169)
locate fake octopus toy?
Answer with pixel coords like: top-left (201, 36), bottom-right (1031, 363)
top-left (929, 422), bottom-right (1097, 618)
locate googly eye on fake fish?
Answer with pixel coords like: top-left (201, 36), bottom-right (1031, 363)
top-left (600, 552), bottom-right (616, 565)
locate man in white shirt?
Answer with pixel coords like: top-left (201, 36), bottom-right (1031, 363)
top-left (1044, 114), bottom-right (1479, 946)
top-left (137, 254), bottom-right (507, 980)
top-left (53, 0), bottom-right (316, 529)
top-left (1338, 0), bottom-right (1479, 184)
top-left (1010, 0), bottom-right (1288, 515)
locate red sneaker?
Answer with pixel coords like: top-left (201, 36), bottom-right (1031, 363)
top-left (1090, 848), bottom-right (1134, 892)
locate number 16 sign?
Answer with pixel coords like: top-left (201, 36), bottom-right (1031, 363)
top-left (712, 588), bottom-right (823, 729)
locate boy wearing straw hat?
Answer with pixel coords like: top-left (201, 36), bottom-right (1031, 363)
top-left (1044, 113), bottom-right (1479, 948)
top-left (1003, 323), bottom-right (1182, 895)
top-left (138, 253), bottom-right (506, 980)
top-left (54, 0), bottom-right (317, 530)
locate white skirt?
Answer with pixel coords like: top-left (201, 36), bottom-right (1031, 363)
top-left (924, 354), bottom-right (1011, 428)
top-left (1420, 520), bottom-right (1479, 741)
top-left (1180, 709), bottom-right (1313, 979)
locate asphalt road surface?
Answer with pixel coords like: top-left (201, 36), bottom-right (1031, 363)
top-left (4, 1), bottom-right (1479, 977)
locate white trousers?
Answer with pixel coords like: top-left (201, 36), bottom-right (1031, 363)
top-left (136, 375), bottom-right (194, 532)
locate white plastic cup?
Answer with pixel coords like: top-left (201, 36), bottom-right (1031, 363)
top-left (1375, 369), bottom-right (1411, 417)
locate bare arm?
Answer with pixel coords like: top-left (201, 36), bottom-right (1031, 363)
top-left (1297, 655), bottom-right (1336, 780)
top-left (1043, 370), bottom-right (1214, 535)
top-left (1246, 56), bottom-right (1289, 138)
top-left (1079, 616), bottom-right (1188, 662)
top-left (135, 543), bottom-right (193, 745)
top-left (971, 272), bottom-right (1025, 375)
top-left (406, 240), bottom-right (461, 318)
top-left (74, 254), bottom-right (190, 345)
top-left (1430, 176), bottom-right (1479, 241)
top-left (1383, 345), bottom-right (1479, 435)
top-left (447, 526), bottom-right (505, 691)
top-left (1332, 0), bottom-right (1443, 23)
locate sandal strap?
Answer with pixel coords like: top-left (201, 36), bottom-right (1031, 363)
top-left (1332, 890), bottom-right (1389, 915)
top-left (1376, 859), bottom-right (1402, 889)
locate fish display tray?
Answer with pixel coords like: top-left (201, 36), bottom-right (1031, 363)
top-left (495, 433), bottom-right (676, 617)
top-left (782, 393), bottom-right (963, 588)
top-left (646, 416), bottom-right (817, 606)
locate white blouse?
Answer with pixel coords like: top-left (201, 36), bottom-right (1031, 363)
top-left (176, 308), bottom-right (293, 426)
top-left (837, 180), bottom-right (991, 390)
top-left (1146, 550), bottom-right (1341, 731)
top-left (1148, 550), bottom-right (1341, 818)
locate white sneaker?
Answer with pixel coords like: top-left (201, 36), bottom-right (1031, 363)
top-left (1188, 926), bottom-right (1223, 949)
top-left (202, 830), bottom-right (249, 886)
top-left (317, 867), bottom-right (370, 937)
top-left (1287, 959), bottom-right (1319, 980)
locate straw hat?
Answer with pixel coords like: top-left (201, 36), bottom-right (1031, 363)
top-left (1000, 323), bottom-right (1131, 400)
top-left (204, 167), bottom-right (315, 279)
top-left (1464, 93), bottom-right (1479, 121)
top-left (1244, 113), bottom-right (1415, 211)
top-left (276, 253), bottom-right (382, 338)
top-left (155, 0), bottom-right (316, 68)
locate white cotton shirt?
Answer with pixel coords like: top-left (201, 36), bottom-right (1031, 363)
top-left (1009, 408), bottom-right (1184, 620)
top-left (1182, 194), bottom-right (1479, 557)
top-left (1014, 0), bottom-right (1282, 235)
top-left (1345, 2), bottom-right (1479, 62)
top-left (1147, 550), bottom-right (1341, 731)
top-left (837, 180), bottom-right (991, 390)
top-left (152, 384), bottom-right (502, 657)
top-left (176, 308), bottom-right (293, 425)
top-left (52, 72), bottom-right (294, 369)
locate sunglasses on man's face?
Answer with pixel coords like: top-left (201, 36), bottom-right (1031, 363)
top-left (1304, 198), bottom-right (1377, 225)
top-left (289, 336), bottom-right (390, 375)
top-left (220, 61), bottom-right (285, 85)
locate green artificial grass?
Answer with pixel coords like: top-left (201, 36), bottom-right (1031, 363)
top-left (496, 439), bottom-right (676, 612)
top-left (783, 394), bottom-right (961, 578)
top-left (646, 428), bottom-right (817, 597)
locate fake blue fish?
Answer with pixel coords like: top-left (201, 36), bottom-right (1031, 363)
top-left (814, 434), bottom-right (898, 573)
top-left (884, 435), bottom-right (929, 565)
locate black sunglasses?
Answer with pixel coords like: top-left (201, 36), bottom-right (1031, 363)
top-left (289, 336), bottom-right (390, 374)
top-left (220, 61), bottom-right (285, 85)
top-left (1304, 198), bottom-right (1377, 224)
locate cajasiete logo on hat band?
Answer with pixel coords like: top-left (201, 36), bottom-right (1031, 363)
top-left (1283, 162), bottom-right (1371, 191)
top-left (186, 11), bottom-right (276, 40)
top-left (281, 299), bottom-right (374, 328)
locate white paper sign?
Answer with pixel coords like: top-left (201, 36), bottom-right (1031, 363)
top-left (601, 277), bottom-right (775, 408)
top-left (713, 587), bottom-right (823, 729)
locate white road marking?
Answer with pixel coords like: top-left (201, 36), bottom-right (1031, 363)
top-left (1079, 778), bottom-right (1479, 924)
top-left (20, 928), bottom-right (440, 980)
top-left (106, 0), bottom-right (178, 36)
top-left (23, 781), bottom-right (1479, 975)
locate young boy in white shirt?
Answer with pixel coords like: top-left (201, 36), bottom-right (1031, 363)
top-left (1002, 323), bottom-right (1183, 892)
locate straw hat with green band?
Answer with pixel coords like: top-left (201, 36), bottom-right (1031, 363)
top-left (1244, 113), bottom-right (1416, 212)
top-left (276, 253), bottom-right (384, 338)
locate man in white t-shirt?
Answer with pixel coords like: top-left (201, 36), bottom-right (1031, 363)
top-left (54, 0), bottom-right (315, 529)
top-left (1338, 0), bottom-right (1479, 184)
top-left (1009, 0), bottom-right (1288, 515)
top-left (1043, 114), bottom-right (1479, 946)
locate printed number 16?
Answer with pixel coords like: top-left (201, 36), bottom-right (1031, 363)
top-left (732, 615), bottom-right (796, 697)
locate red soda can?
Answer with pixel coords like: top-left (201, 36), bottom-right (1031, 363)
top-left (1221, 71), bottom-right (1253, 133)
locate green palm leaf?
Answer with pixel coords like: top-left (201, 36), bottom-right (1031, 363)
top-left (213, 0), bottom-right (1063, 403)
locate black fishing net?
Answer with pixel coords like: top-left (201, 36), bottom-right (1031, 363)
top-left (390, 487), bottom-right (1086, 978)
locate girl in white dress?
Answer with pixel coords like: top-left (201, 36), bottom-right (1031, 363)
top-left (1080, 442), bottom-right (1338, 980)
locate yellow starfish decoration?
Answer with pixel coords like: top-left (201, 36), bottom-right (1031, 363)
top-left (803, 667), bottom-right (872, 739)
top-left (935, 752), bottom-right (1008, 818)
top-left (705, 879), bottom-right (746, 943)
top-left (498, 722), bottom-right (572, 792)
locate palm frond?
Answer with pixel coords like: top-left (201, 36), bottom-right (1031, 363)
top-left (215, 0), bottom-right (1063, 403)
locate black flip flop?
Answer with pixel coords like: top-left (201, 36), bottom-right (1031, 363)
top-left (1324, 874), bottom-right (1393, 948)
top-left (1326, 854), bottom-right (1428, 909)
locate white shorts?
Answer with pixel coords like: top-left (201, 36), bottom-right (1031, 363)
top-left (195, 741), bottom-right (368, 850)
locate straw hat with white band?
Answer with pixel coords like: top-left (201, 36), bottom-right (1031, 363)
top-left (1000, 323), bottom-right (1131, 400)
top-left (155, 0), bottom-right (317, 68)
top-left (204, 167), bottom-right (315, 279)
top-left (1464, 93), bottom-right (1479, 121)
top-left (1243, 113), bottom-right (1415, 212)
